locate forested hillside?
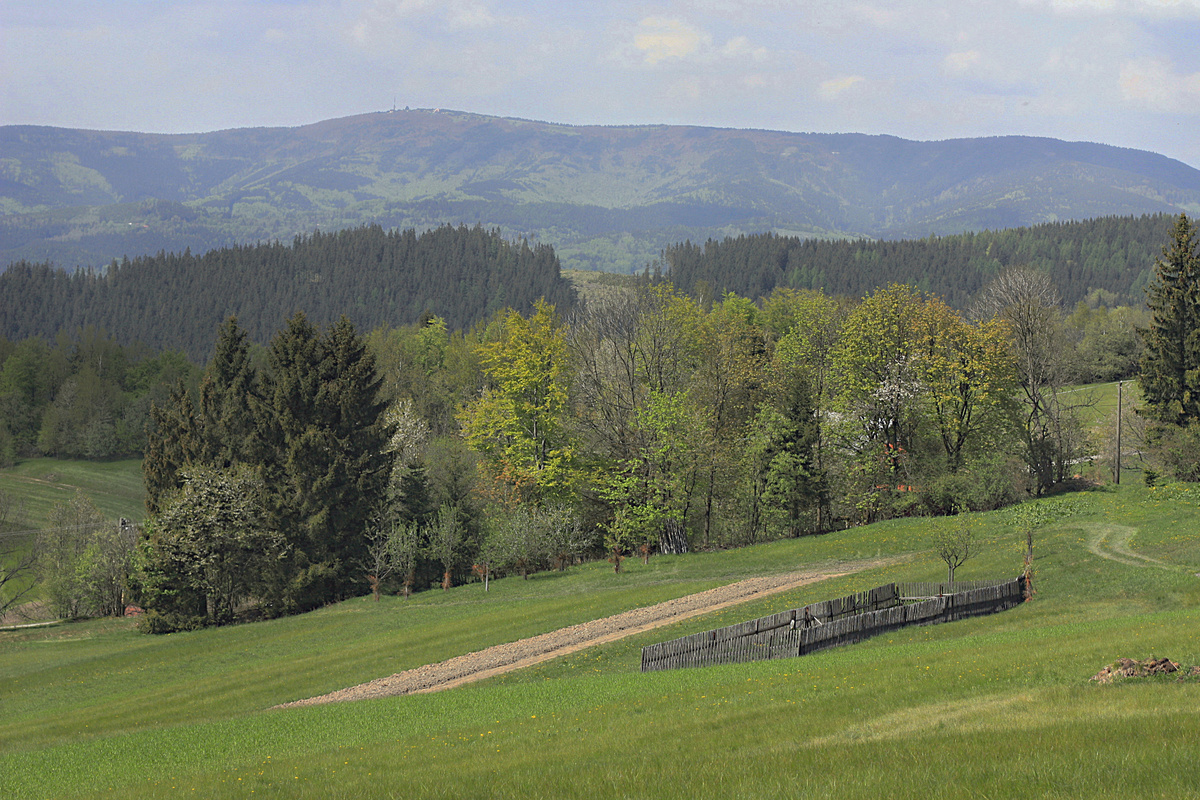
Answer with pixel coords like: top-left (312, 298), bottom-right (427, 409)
top-left (666, 214), bottom-right (1174, 308)
top-left (0, 224), bottom-right (573, 360)
top-left (4, 111), bottom-right (1199, 273)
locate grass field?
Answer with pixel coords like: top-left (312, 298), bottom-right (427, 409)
top-left (0, 458), bottom-right (147, 614)
top-left (0, 458), bottom-right (147, 528)
top-left (4, 480), bottom-right (1199, 799)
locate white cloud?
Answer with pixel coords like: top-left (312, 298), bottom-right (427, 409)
top-left (818, 75), bottom-right (865, 99)
top-left (944, 50), bottom-right (982, 73)
top-left (722, 35), bottom-right (768, 61)
top-left (633, 17), bottom-right (711, 65)
top-left (627, 17), bottom-right (771, 67)
top-left (1120, 58), bottom-right (1200, 111)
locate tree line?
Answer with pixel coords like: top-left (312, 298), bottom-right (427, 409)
top-left (132, 262), bottom-right (1130, 631)
top-left (0, 223), bottom-right (575, 362)
top-left (665, 214), bottom-right (1175, 310)
top-left (0, 327), bottom-right (199, 465)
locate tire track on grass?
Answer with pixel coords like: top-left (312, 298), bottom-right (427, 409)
top-left (1086, 523), bottom-right (1175, 570)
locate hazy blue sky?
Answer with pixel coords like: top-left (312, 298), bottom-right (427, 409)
top-left (3, 0), bottom-right (1199, 167)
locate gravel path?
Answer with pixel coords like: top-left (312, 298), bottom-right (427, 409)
top-left (276, 559), bottom-right (888, 709)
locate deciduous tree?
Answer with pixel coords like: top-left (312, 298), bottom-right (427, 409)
top-left (459, 299), bottom-right (577, 505)
top-left (973, 268), bottom-right (1085, 494)
top-left (141, 466), bottom-right (284, 628)
top-left (0, 489), bottom-right (36, 618)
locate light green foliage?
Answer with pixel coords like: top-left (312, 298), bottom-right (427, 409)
top-left (931, 508), bottom-right (978, 583)
top-left (768, 288), bottom-right (843, 405)
top-left (482, 505), bottom-right (544, 579)
top-left (601, 389), bottom-right (701, 559)
top-left (75, 519), bottom-right (139, 618)
top-left (692, 293), bottom-right (769, 541)
top-left (30, 488), bottom-right (137, 620)
top-left (631, 283), bottom-right (704, 395)
top-left (976, 267), bottom-right (1089, 494)
top-left (459, 299), bottom-right (577, 505)
top-left (834, 286), bottom-right (1016, 474)
top-left (1065, 301), bottom-right (1146, 383)
top-left (915, 296), bottom-right (1017, 470)
top-left (830, 285), bottom-right (1020, 520)
top-left (366, 517), bottom-right (421, 598)
top-left (36, 490), bottom-right (108, 619)
top-left (832, 284), bottom-right (928, 458)
top-left (481, 503), bottom-right (589, 579)
top-left (426, 504), bottom-right (462, 589)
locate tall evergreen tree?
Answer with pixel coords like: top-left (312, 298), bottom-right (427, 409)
top-left (1139, 213), bottom-right (1200, 425)
top-left (197, 317), bottom-right (260, 468)
top-left (747, 366), bottom-right (823, 538)
top-left (258, 313), bottom-right (392, 611)
top-left (143, 382), bottom-right (202, 515)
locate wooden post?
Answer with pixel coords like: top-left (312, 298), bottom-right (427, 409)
top-left (1115, 380), bottom-right (1122, 485)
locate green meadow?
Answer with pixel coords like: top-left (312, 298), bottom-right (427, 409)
top-left (0, 458), bottom-right (147, 528)
top-left (0, 459), bottom-right (146, 613)
top-left (4, 478), bottom-right (1199, 799)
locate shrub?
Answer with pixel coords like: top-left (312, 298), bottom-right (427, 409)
top-left (923, 453), bottom-right (1024, 515)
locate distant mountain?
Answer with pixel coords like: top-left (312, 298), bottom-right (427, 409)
top-left (3, 110), bottom-right (1199, 272)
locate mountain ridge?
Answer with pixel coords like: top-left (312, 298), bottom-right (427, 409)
top-left (3, 109), bottom-right (1199, 271)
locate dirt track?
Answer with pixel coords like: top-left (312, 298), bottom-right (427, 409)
top-left (276, 559), bottom-right (889, 709)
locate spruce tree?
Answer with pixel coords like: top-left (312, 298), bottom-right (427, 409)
top-left (143, 382), bottom-right (201, 515)
top-left (1139, 213), bottom-right (1200, 425)
top-left (257, 313), bottom-right (392, 611)
top-left (197, 316), bottom-right (260, 468)
top-left (315, 315), bottom-right (392, 588)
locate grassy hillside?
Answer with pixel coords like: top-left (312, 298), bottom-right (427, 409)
top-left (0, 458), bottom-right (146, 528)
top-left (0, 459), bottom-right (146, 616)
top-left (4, 481), bottom-right (1199, 798)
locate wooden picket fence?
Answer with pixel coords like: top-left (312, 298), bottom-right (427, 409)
top-left (640, 577), bottom-right (1024, 673)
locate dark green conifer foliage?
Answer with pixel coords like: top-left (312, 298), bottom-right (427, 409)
top-left (1139, 213), bottom-right (1200, 425)
top-left (751, 368), bottom-right (824, 538)
top-left (142, 382), bottom-right (202, 515)
top-left (0, 225), bottom-right (575, 361)
top-left (391, 462), bottom-right (435, 528)
top-left (197, 317), bottom-right (259, 468)
top-left (315, 315), bottom-right (392, 589)
top-left (257, 313), bottom-right (393, 611)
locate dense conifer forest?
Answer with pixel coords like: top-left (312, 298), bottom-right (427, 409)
top-left (0, 224), bottom-right (574, 362)
top-left (665, 214), bottom-right (1175, 308)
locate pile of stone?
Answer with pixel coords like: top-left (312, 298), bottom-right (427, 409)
top-left (1090, 657), bottom-right (1200, 684)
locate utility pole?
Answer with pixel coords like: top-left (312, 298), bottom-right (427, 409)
top-left (1115, 380), bottom-right (1122, 485)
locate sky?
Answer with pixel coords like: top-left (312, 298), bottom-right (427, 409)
top-left (3, 0), bottom-right (1200, 168)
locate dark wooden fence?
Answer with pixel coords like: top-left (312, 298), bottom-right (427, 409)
top-left (640, 577), bottom-right (1024, 673)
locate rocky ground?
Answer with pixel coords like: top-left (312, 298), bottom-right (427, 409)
top-left (1090, 657), bottom-right (1200, 683)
